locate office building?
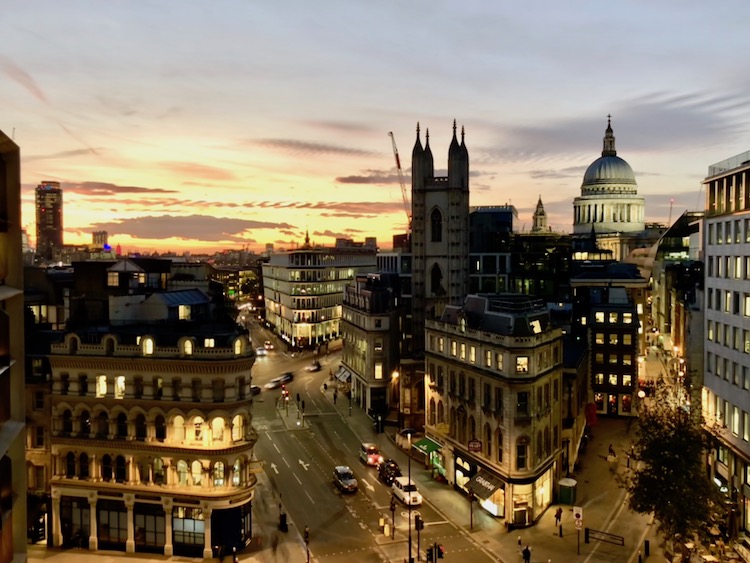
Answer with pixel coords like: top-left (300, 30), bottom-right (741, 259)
top-left (35, 181), bottom-right (63, 261)
top-left (0, 129), bottom-right (26, 562)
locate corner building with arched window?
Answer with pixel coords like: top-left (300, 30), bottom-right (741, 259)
top-left (48, 288), bottom-right (259, 558)
top-left (424, 294), bottom-right (563, 527)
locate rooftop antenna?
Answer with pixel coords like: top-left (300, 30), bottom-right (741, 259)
top-left (668, 198), bottom-right (675, 225)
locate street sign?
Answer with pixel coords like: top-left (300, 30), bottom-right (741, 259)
top-left (575, 519), bottom-right (583, 530)
top-left (574, 506), bottom-right (583, 521)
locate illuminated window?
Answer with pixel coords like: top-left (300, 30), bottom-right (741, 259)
top-left (496, 353), bottom-right (504, 371)
top-left (184, 340), bottom-right (193, 355)
top-left (608, 373), bottom-right (618, 385)
top-left (107, 272), bottom-right (118, 287)
top-left (595, 333), bottom-right (605, 345)
top-left (595, 312), bottom-right (605, 323)
top-left (438, 337), bottom-right (444, 353)
top-left (469, 346), bottom-right (476, 363)
top-left (179, 304), bottom-right (191, 320)
top-left (623, 355), bottom-right (632, 366)
top-left (516, 357), bottom-right (529, 374)
top-left (234, 339), bottom-right (242, 355)
top-left (623, 334), bottom-right (632, 345)
top-left (623, 313), bottom-right (632, 324)
top-left (204, 338), bottom-right (215, 348)
top-left (609, 312), bottom-right (618, 323)
top-left (451, 341), bottom-right (457, 357)
top-left (374, 362), bottom-right (383, 380)
top-left (608, 354), bottom-right (618, 364)
top-left (143, 337), bottom-right (154, 356)
top-left (595, 353), bottom-right (604, 363)
top-left (485, 350), bottom-right (492, 367)
top-left (96, 375), bottom-right (107, 398)
top-left (623, 374), bottom-right (632, 386)
top-left (114, 376), bottom-right (125, 399)
top-left (594, 373), bottom-right (604, 385)
top-left (460, 343), bottom-right (466, 360)
top-left (609, 334), bottom-right (618, 345)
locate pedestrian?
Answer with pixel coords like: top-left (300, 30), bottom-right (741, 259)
top-left (333, 391), bottom-right (338, 404)
top-left (608, 444), bottom-right (615, 457)
top-left (554, 506), bottom-right (563, 527)
top-left (323, 382), bottom-right (328, 391)
top-left (522, 545), bottom-right (531, 563)
top-left (517, 535), bottom-right (522, 553)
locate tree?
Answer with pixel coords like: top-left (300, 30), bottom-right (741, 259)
top-left (619, 388), bottom-right (724, 557)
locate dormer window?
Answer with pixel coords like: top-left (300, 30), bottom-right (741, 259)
top-left (142, 337), bottom-right (154, 356)
top-left (179, 305), bottom-right (191, 321)
top-left (204, 338), bottom-right (215, 348)
top-left (234, 339), bottom-right (242, 355)
top-left (184, 340), bottom-right (194, 355)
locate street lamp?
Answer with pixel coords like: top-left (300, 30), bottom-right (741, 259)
top-left (400, 427), bottom-right (416, 563)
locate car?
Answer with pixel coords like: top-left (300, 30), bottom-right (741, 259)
top-left (264, 340), bottom-right (274, 350)
top-left (378, 459), bottom-right (401, 485)
top-left (391, 476), bottom-right (422, 506)
top-left (255, 347), bottom-right (267, 356)
top-left (304, 361), bottom-right (322, 372)
top-left (359, 443), bottom-right (384, 466)
top-left (250, 385), bottom-right (261, 396)
top-left (333, 465), bottom-right (358, 493)
top-left (264, 372), bottom-right (294, 389)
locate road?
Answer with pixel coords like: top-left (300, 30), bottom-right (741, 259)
top-left (246, 321), bottom-right (493, 562)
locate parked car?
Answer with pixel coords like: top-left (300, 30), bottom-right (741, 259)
top-left (250, 385), bottom-right (261, 396)
top-left (264, 372), bottom-right (294, 389)
top-left (392, 476), bottom-right (422, 506)
top-left (304, 361), bottom-right (322, 372)
top-left (264, 340), bottom-right (274, 350)
top-left (255, 347), bottom-right (267, 356)
top-left (359, 443), bottom-right (384, 466)
top-left (378, 459), bottom-right (401, 485)
top-left (333, 465), bottom-right (358, 493)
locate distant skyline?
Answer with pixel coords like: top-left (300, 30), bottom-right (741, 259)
top-left (3, 2), bottom-right (750, 254)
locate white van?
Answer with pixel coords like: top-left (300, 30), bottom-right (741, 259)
top-left (391, 476), bottom-right (422, 506)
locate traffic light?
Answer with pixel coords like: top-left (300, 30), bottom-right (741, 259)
top-left (437, 544), bottom-right (445, 558)
top-left (415, 515), bottom-right (424, 531)
top-left (390, 496), bottom-right (396, 513)
top-left (426, 546), bottom-right (434, 562)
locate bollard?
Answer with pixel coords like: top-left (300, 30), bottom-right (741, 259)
top-left (383, 523), bottom-right (390, 537)
top-left (638, 550), bottom-right (642, 563)
top-left (645, 540), bottom-right (650, 556)
top-left (559, 525), bottom-right (562, 537)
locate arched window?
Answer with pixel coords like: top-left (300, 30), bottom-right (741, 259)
top-left (495, 429), bottom-right (503, 463)
top-left (191, 460), bottom-right (203, 486)
top-left (430, 208), bottom-right (443, 242)
top-left (142, 336), bottom-right (154, 356)
top-left (177, 460), bottom-right (188, 486)
top-left (79, 453), bottom-right (89, 479)
top-left (65, 452), bottom-right (76, 478)
top-left (449, 407), bottom-right (457, 439)
top-left (96, 412), bottom-right (109, 438)
top-left (102, 455), bottom-right (113, 481)
top-left (484, 423), bottom-right (492, 458)
top-left (213, 462), bottom-right (225, 487)
top-left (430, 263), bottom-right (444, 296)
top-left (544, 427), bottom-right (551, 457)
top-left (153, 458), bottom-right (165, 485)
top-left (173, 415), bottom-right (185, 443)
top-left (234, 339), bottom-right (242, 355)
top-left (184, 339), bottom-right (193, 355)
top-left (155, 415), bottom-right (166, 442)
top-left (516, 436), bottom-right (529, 470)
top-left (80, 410), bottom-right (91, 435)
top-left (116, 413), bottom-right (128, 439)
top-left (437, 401), bottom-right (444, 424)
top-left (135, 414), bottom-right (147, 441)
top-left (232, 459), bottom-right (241, 486)
top-left (468, 416), bottom-right (476, 441)
top-left (62, 409), bottom-right (73, 435)
top-left (211, 418), bottom-right (225, 442)
top-left (536, 430), bottom-right (543, 462)
top-left (115, 455), bottom-right (126, 483)
top-left (429, 398), bottom-right (436, 426)
top-left (193, 417), bottom-right (204, 442)
top-left (232, 415), bottom-right (244, 442)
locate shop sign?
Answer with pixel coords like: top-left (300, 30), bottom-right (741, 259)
top-left (468, 439), bottom-right (482, 452)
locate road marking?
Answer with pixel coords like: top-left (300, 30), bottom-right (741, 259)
top-left (362, 478), bottom-right (375, 492)
top-left (270, 463), bottom-right (278, 474)
top-left (282, 457), bottom-right (290, 468)
top-left (299, 459), bottom-right (310, 471)
top-left (305, 491), bottom-right (315, 504)
top-left (294, 473), bottom-right (302, 485)
top-left (273, 443), bottom-right (281, 453)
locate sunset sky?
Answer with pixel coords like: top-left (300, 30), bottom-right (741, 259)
top-left (3, 1), bottom-right (750, 254)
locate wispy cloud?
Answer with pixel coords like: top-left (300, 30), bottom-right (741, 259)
top-left (64, 182), bottom-right (179, 196)
top-left (252, 138), bottom-right (378, 158)
top-left (0, 54), bottom-right (48, 103)
top-left (160, 162), bottom-right (237, 181)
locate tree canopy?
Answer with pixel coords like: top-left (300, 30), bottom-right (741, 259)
top-left (619, 392), bottom-right (724, 543)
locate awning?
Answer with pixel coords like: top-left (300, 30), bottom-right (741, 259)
top-left (334, 367), bottom-right (351, 382)
top-left (412, 437), bottom-right (442, 456)
top-left (467, 470), bottom-right (504, 500)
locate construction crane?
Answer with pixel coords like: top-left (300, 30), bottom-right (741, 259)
top-left (388, 131), bottom-right (411, 232)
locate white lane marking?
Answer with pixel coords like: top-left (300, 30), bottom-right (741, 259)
top-left (282, 457), bottom-right (290, 468)
top-left (305, 491), bottom-right (315, 504)
top-left (294, 473), bottom-right (302, 485)
top-left (273, 442), bottom-right (281, 454)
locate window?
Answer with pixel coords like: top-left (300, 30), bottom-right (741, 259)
top-left (460, 343), bottom-right (466, 360)
top-left (134, 377), bottom-right (143, 399)
top-left (516, 438), bottom-right (529, 470)
top-left (469, 346), bottom-right (476, 364)
top-left (179, 304), bottom-right (191, 320)
top-left (153, 376), bottom-right (164, 399)
top-left (34, 426), bottom-right (44, 447)
top-left (496, 353), bottom-right (504, 371)
top-left (744, 294), bottom-right (750, 317)
top-left (595, 312), bottom-right (605, 323)
top-left (184, 340), bottom-right (193, 355)
top-left (623, 313), bottom-right (633, 324)
top-left (96, 375), bottom-right (107, 397)
top-left (204, 338), bottom-right (215, 348)
top-left (430, 208), bottom-right (443, 242)
top-left (623, 354), bottom-right (632, 366)
top-left (107, 272), bottom-right (119, 287)
top-left (609, 312), bottom-right (618, 324)
top-left (483, 383), bottom-right (491, 409)
top-left (468, 378), bottom-right (476, 403)
top-left (34, 391), bottom-right (44, 410)
top-left (736, 257), bottom-right (742, 279)
top-left (608, 373), bottom-right (618, 385)
top-left (192, 379), bottom-right (201, 402)
top-left (78, 375), bottom-right (89, 396)
top-left (594, 373), bottom-right (604, 385)
top-left (718, 222), bottom-right (724, 244)
top-left (595, 352), bottom-right (604, 363)
top-left (517, 391), bottom-right (529, 417)
top-left (608, 334), bottom-right (618, 345)
top-left (494, 387), bottom-right (503, 415)
top-left (213, 462), bottom-right (225, 487)
top-left (451, 340), bottom-right (457, 357)
top-left (143, 337), bottom-right (154, 355)
top-left (708, 321), bottom-right (714, 341)
top-left (485, 350), bottom-right (492, 367)
top-left (623, 334), bottom-right (632, 345)
top-left (114, 376), bottom-right (125, 399)
top-left (374, 362), bottom-right (383, 380)
top-left (438, 337), bottom-right (444, 353)
top-left (595, 333), bottom-right (605, 345)
top-left (516, 356), bottom-right (529, 374)
top-left (374, 339), bottom-right (383, 352)
top-left (60, 373), bottom-right (70, 394)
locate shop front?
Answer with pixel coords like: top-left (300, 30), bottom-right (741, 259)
top-left (414, 435), bottom-right (445, 479)
top-left (467, 470), bottom-right (505, 518)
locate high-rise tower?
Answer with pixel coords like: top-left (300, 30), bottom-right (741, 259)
top-left (410, 121), bottom-right (470, 353)
top-left (35, 180), bottom-right (63, 260)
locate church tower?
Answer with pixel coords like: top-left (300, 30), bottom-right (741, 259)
top-left (411, 121), bottom-right (470, 353)
top-left (531, 195), bottom-right (547, 232)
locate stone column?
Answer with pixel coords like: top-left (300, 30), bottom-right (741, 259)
top-left (163, 500), bottom-right (173, 556)
top-left (202, 507), bottom-right (213, 559)
top-left (88, 498), bottom-right (98, 550)
top-left (51, 493), bottom-right (63, 547)
top-left (91, 454), bottom-right (100, 481)
top-left (125, 497), bottom-right (135, 553)
top-left (127, 456), bottom-right (135, 485)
